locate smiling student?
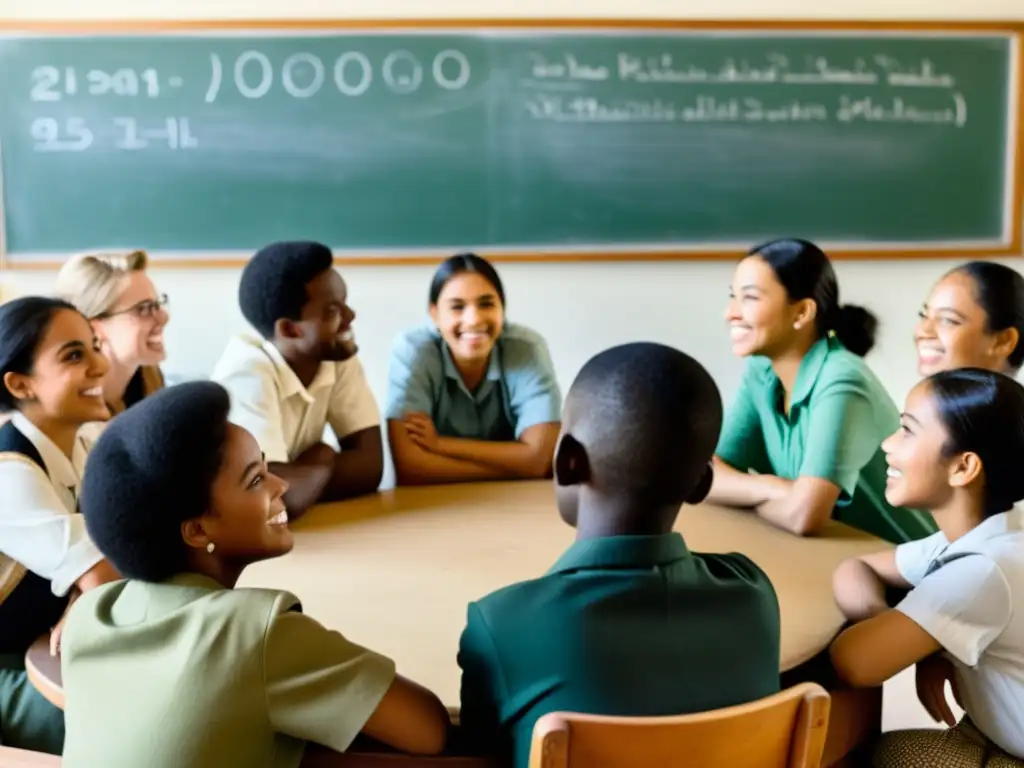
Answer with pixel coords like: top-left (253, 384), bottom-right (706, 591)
top-left (915, 261), bottom-right (1024, 378)
top-left (385, 254), bottom-right (561, 486)
top-left (61, 382), bottom-right (450, 767)
top-left (830, 369), bottom-right (1024, 767)
top-left (55, 250), bottom-right (168, 416)
top-left (708, 238), bottom-right (936, 544)
top-left (212, 241), bottom-right (383, 519)
top-left (0, 297), bottom-right (120, 754)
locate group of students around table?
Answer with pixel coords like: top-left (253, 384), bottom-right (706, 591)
top-left (0, 238), bottom-right (1021, 768)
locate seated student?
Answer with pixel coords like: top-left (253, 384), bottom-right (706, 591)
top-left (55, 250), bottom-right (168, 415)
top-left (61, 381), bottom-right (450, 767)
top-left (211, 241), bottom-right (383, 519)
top-left (830, 369), bottom-right (1024, 768)
top-left (0, 297), bottom-right (120, 754)
top-left (915, 260), bottom-right (1024, 377)
top-left (457, 342), bottom-right (781, 768)
top-left (386, 253), bottom-right (561, 486)
top-left (708, 238), bottom-right (936, 544)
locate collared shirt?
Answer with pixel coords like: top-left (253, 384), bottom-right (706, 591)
top-left (895, 508), bottom-right (1024, 758)
top-left (715, 336), bottom-right (937, 544)
top-left (385, 322), bottom-right (561, 440)
top-left (62, 573), bottom-right (397, 768)
top-left (0, 413), bottom-right (102, 601)
top-left (211, 334), bottom-right (380, 464)
top-left (457, 533), bottom-right (780, 768)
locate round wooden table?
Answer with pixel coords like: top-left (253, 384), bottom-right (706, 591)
top-left (29, 480), bottom-right (887, 711)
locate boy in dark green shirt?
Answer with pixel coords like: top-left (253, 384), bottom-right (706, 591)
top-left (457, 342), bottom-right (782, 768)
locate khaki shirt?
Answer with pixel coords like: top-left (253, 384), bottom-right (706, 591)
top-left (62, 573), bottom-right (396, 768)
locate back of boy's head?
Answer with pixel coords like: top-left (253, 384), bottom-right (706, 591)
top-left (558, 342), bottom-right (723, 507)
top-left (238, 241), bottom-right (334, 339)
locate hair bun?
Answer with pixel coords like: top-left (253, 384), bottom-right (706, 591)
top-left (833, 304), bottom-right (878, 357)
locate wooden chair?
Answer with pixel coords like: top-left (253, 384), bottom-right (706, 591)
top-left (528, 683), bottom-right (831, 768)
top-left (0, 746), bottom-right (61, 766)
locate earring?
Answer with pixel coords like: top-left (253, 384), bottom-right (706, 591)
top-left (206, 542), bottom-right (215, 554)
top-left (794, 322), bottom-right (802, 330)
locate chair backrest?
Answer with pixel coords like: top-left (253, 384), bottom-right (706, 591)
top-left (0, 746), bottom-right (61, 766)
top-left (528, 683), bottom-right (830, 768)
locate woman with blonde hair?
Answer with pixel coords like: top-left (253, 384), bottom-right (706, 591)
top-left (55, 250), bottom-right (168, 415)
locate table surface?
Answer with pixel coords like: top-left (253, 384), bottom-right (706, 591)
top-left (31, 481), bottom-right (887, 710)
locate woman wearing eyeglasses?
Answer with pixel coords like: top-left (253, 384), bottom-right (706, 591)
top-left (55, 250), bottom-right (168, 416)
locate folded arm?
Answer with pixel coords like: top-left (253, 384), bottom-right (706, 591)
top-left (432, 422), bottom-right (559, 479)
top-left (388, 421), bottom-right (511, 487)
top-left (832, 549), bottom-right (906, 622)
top-left (322, 427), bottom-right (384, 501)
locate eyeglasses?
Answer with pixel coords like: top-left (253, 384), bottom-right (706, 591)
top-left (95, 294), bottom-right (169, 320)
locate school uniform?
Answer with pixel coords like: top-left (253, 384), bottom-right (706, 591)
top-left (109, 365), bottom-right (164, 416)
top-left (61, 574), bottom-right (397, 768)
top-left (385, 323), bottom-right (561, 440)
top-left (872, 508), bottom-right (1024, 766)
top-left (0, 413), bottom-right (102, 754)
top-left (457, 533), bottom-right (781, 768)
top-left (715, 336), bottom-right (937, 544)
top-left (211, 334), bottom-right (380, 463)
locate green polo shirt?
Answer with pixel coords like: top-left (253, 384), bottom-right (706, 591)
top-left (457, 533), bottom-right (780, 768)
top-left (716, 337), bottom-right (937, 544)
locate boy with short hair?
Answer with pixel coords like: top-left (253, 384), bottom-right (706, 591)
top-left (211, 241), bottom-right (383, 519)
top-left (457, 342), bottom-right (781, 768)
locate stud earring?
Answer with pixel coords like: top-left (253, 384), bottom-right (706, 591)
top-left (206, 542), bottom-right (215, 554)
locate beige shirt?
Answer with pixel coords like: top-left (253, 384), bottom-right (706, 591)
top-left (62, 573), bottom-right (397, 768)
top-left (211, 334), bottom-right (380, 464)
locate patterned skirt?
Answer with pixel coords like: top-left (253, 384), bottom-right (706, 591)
top-left (874, 720), bottom-right (1024, 768)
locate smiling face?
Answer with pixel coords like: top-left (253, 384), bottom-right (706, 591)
top-left (299, 269), bottom-right (357, 362)
top-left (882, 381), bottom-right (961, 511)
top-left (725, 256), bottom-right (812, 358)
top-left (915, 271), bottom-right (1016, 377)
top-left (93, 270), bottom-right (169, 369)
top-left (189, 423), bottom-right (293, 564)
top-left (3, 308), bottom-right (111, 425)
top-left (430, 271), bottom-right (505, 366)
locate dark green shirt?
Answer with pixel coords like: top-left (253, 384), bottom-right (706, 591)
top-left (716, 336), bottom-right (937, 544)
top-left (457, 534), bottom-right (780, 768)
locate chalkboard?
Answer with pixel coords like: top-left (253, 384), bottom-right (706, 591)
top-left (0, 21), bottom-right (1020, 265)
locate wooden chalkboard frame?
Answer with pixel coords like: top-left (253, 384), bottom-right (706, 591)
top-left (0, 18), bottom-right (1021, 268)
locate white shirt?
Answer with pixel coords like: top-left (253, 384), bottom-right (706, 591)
top-left (0, 413), bottom-right (103, 600)
top-left (211, 334), bottom-right (380, 464)
top-left (895, 507), bottom-right (1024, 758)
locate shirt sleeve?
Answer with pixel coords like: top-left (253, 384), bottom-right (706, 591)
top-left (217, 365), bottom-right (292, 464)
top-left (896, 554), bottom-right (1012, 667)
top-left (264, 607), bottom-right (397, 753)
top-left (0, 456), bottom-right (103, 596)
top-left (384, 333), bottom-right (438, 421)
top-left (457, 603), bottom-right (508, 754)
top-left (506, 337), bottom-right (562, 438)
top-left (715, 370), bottom-right (771, 474)
top-left (327, 357), bottom-right (382, 441)
top-left (895, 532), bottom-right (949, 586)
top-left (798, 385), bottom-right (878, 497)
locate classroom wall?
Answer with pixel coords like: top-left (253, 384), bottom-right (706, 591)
top-left (1, 0), bottom-right (1022, 476)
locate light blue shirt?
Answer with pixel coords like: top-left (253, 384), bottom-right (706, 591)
top-left (385, 322), bottom-right (561, 441)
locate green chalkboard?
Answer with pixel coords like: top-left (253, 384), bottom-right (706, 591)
top-left (0, 24), bottom-right (1019, 262)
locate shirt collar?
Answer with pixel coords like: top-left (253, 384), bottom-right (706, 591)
top-left (10, 412), bottom-right (80, 489)
top-left (163, 572), bottom-right (228, 592)
top-left (547, 533), bottom-right (690, 575)
top-left (435, 326), bottom-right (502, 386)
top-left (789, 335), bottom-right (839, 407)
top-left (259, 338), bottom-right (336, 404)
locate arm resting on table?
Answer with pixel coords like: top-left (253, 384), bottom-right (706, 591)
top-left (755, 476), bottom-right (841, 537)
top-left (269, 443), bottom-right (335, 521)
top-left (706, 457), bottom-right (792, 509)
top-left (323, 427), bottom-right (384, 501)
top-left (833, 550), bottom-right (906, 622)
top-left (388, 421), bottom-right (511, 487)
top-left (361, 675), bottom-right (451, 756)
top-left (433, 423), bottom-right (559, 480)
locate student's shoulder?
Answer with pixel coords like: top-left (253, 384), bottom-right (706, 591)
top-left (813, 347), bottom-right (894, 405)
top-left (211, 334), bottom-right (278, 382)
top-left (389, 324), bottom-right (446, 375)
top-left (466, 574), bottom-right (555, 634)
top-left (499, 323), bottom-right (554, 367)
top-left (693, 552), bottom-right (778, 599)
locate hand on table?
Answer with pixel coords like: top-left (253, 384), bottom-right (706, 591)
top-left (916, 654), bottom-right (963, 726)
top-left (404, 413), bottom-right (440, 452)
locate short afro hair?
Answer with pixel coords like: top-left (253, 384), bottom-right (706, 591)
top-left (80, 381), bottom-right (231, 582)
top-left (238, 241), bottom-right (334, 339)
top-left (565, 342), bottom-right (723, 506)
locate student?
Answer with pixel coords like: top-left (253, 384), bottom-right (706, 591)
top-left (55, 250), bottom-right (167, 416)
top-left (0, 297), bottom-right (120, 754)
top-left (830, 369), bottom-right (1024, 767)
top-left (457, 342), bottom-right (781, 768)
top-left (915, 261), bottom-right (1024, 377)
top-left (211, 241), bottom-right (383, 519)
top-left (386, 253), bottom-right (561, 486)
top-left (61, 382), bottom-right (450, 767)
top-left (709, 238), bottom-right (936, 544)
